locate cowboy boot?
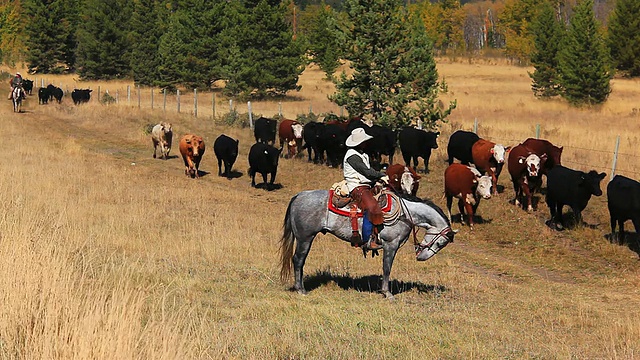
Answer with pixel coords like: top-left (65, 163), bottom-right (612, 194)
top-left (367, 226), bottom-right (382, 250)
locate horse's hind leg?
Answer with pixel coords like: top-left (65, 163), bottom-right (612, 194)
top-left (293, 236), bottom-right (315, 294)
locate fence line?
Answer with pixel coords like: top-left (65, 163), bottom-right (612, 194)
top-left (30, 83), bottom-right (640, 180)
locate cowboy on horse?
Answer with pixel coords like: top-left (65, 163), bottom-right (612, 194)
top-left (8, 72), bottom-right (24, 101)
top-left (343, 127), bottom-right (390, 250)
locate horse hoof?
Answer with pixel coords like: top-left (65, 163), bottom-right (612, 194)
top-left (382, 292), bottom-right (395, 300)
top-left (297, 289), bottom-right (308, 296)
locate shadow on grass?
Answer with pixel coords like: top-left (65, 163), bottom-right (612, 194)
top-left (605, 232), bottom-right (640, 257)
top-left (254, 182), bottom-right (283, 191)
top-left (299, 269), bottom-right (446, 296)
top-left (220, 170), bottom-right (243, 179)
top-left (449, 213), bottom-right (492, 226)
top-left (545, 211), bottom-right (600, 231)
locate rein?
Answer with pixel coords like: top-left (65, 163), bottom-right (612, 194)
top-left (398, 198), bottom-right (452, 255)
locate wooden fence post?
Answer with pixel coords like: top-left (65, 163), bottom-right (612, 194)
top-left (137, 85), bottom-right (141, 109)
top-left (163, 89), bottom-right (167, 112)
top-left (536, 124), bottom-right (540, 139)
top-left (278, 102), bottom-right (282, 116)
top-left (127, 85), bottom-right (131, 104)
top-left (194, 89), bottom-right (197, 118)
top-left (248, 101), bottom-right (253, 130)
top-left (212, 93), bottom-right (216, 118)
top-left (177, 89), bottom-right (181, 113)
top-left (229, 99), bottom-right (233, 113)
top-left (610, 135), bottom-right (620, 182)
top-left (97, 86), bottom-right (101, 102)
top-left (473, 118), bottom-right (478, 134)
top-left (116, 89), bottom-right (119, 103)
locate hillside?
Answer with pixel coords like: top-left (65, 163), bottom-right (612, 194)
top-left (0, 62), bottom-right (639, 358)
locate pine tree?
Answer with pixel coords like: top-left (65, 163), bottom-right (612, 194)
top-left (157, 0), bottom-right (225, 90)
top-left (607, 0), bottom-right (640, 77)
top-left (330, 0), bottom-right (455, 129)
top-left (23, 0), bottom-right (79, 73)
top-left (75, 0), bottom-right (132, 79)
top-left (130, 0), bottom-right (169, 86)
top-left (558, 0), bottom-right (612, 105)
top-left (221, 0), bottom-right (305, 98)
top-left (301, 3), bottom-right (343, 79)
top-left (529, 1), bottom-right (564, 98)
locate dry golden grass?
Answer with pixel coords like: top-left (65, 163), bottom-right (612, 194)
top-left (0, 62), bottom-right (639, 359)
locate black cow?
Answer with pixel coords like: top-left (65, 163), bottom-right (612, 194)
top-left (71, 89), bottom-right (92, 105)
top-left (254, 117), bottom-right (277, 145)
top-left (22, 79), bottom-right (33, 95)
top-left (318, 123), bottom-right (347, 168)
top-left (38, 87), bottom-right (50, 104)
top-left (399, 127), bottom-right (440, 173)
top-left (368, 125), bottom-right (396, 168)
top-left (248, 142), bottom-right (282, 190)
top-left (447, 130), bottom-right (481, 165)
top-left (546, 165), bottom-right (606, 230)
top-left (302, 121), bottom-right (325, 164)
top-left (46, 84), bottom-right (63, 103)
top-left (607, 175), bottom-right (640, 244)
top-left (213, 134), bottom-right (239, 179)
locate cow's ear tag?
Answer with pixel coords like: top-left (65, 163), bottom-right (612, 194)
top-left (518, 158), bottom-right (524, 164)
top-left (264, 150), bottom-right (268, 155)
top-left (473, 179), bottom-right (478, 184)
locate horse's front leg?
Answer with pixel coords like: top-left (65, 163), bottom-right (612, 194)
top-left (380, 244), bottom-right (399, 300)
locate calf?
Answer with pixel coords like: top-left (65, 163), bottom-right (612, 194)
top-left (385, 164), bottom-right (420, 196)
top-left (254, 117), bottom-right (277, 145)
top-left (472, 139), bottom-right (510, 195)
top-left (444, 163), bottom-right (492, 230)
top-left (213, 134), bottom-right (239, 179)
top-left (179, 134), bottom-right (206, 178)
top-left (607, 175), bottom-right (640, 244)
top-left (38, 87), bottom-right (50, 104)
top-left (278, 119), bottom-right (304, 158)
top-left (151, 122), bottom-right (173, 160)
top-left (303, 122), bottom-right (325, 164)
top-left (71, 89), bottom-right (93, 105)
top-left (521, 138), bottom-right (562, 173)
top-left (399, 127), bottom-right (439, 173)
top-left (545, 165), bottom-right (606, 230)
top-left (447, 130), bottom-right (480, 165)
top-left (507, 144), bottom-right (546, 212)
top-left (248, 142), bottom-right (282, 189)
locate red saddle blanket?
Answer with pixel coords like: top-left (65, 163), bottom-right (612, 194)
top-left (328, 190), bottom-right (393, 217)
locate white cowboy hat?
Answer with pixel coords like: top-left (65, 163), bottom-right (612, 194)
top-left (345, 127), bottom-right (373, 147)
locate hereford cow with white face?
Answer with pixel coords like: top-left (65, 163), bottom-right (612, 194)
top-left (444, 164), bottom-right (492, 230)
top-left (508, 144), bottom-right (547, 212)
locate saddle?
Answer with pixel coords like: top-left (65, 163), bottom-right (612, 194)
top-left (328, 180), bottom-right (391, 217)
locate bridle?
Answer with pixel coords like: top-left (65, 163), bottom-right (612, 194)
top-left (398, 197), bottom-right (453, 256)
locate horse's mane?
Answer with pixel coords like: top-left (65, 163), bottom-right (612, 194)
top-left (394, 192), bottom-right (449, 222)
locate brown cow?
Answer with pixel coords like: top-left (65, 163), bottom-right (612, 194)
top-left (471, 139), bottom-right (510, 195)
top-left (278, 119), bottom-right (304, 158)
top-left (179, 134), bottom-right (205, 178)
top-left (385, 164), bottom-right (421, 196)
top-left (444, 164), bottom-right (492, 230)
top-left (507, 144), bottom-right (546, 212)
top-left (522, 138), bottom-right (562, 173)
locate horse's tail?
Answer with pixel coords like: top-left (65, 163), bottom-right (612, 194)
top-left (280, 194), bottom-right (298, 283)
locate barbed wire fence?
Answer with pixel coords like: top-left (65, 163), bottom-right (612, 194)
top-left (469, 118), bottom-right (640, 182)
top-left (30, 79), bottom-right (640, 181)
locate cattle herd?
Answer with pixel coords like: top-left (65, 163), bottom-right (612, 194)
top-left (146, 115), bottom-right (639, 245)
top-left (12, 79), bottom-right (94, 106)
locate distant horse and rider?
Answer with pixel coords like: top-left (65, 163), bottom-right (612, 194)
top-left (8, 72), bottom-right (26, 113)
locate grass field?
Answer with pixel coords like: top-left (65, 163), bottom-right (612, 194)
top-left (0, 62), bottom-right (639, 359)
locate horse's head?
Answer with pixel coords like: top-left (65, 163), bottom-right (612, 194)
top-left (415, 226), bottom-right (456, 261)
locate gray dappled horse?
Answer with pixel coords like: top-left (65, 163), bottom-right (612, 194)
top-left (280, 189), bottom-right (455, 299)
top-left (12, 86), bottom-right (25, 113)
